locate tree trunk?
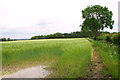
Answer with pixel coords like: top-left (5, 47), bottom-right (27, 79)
top-left (95, 28), bottom-right (98, 40)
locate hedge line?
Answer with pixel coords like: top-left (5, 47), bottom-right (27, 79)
top-left (93, 32), bottom-right (120, 45)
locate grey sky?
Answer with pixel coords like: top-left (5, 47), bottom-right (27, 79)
top-left (0, 0), bottom-right (119, 39)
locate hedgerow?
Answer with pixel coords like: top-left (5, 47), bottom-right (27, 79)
top-left (94, 32), bottom-right (120, 45)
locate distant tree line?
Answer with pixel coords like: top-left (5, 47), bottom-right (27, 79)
top-left (31, 31), bottom-right (109, 40)
top-left (0, 38), bottom-right (16, 41)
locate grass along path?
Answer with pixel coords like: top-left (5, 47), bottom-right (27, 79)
top-left (87, 39), bottom-right (118, 79)
top-left (88, 42), bottom-right (103, 78)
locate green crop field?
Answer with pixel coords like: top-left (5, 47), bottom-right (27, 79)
top-left (1, 38), bottom-right (92, 78)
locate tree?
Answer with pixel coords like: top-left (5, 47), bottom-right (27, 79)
top-left (7, 38), bottom-right (11, 41)
top-left (0, 38), bottom-right (6, 41)
top-left (80, 5), bottom-right (114, 38)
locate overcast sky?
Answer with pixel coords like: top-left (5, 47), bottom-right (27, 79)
top-left (0, 0), bottom-right (119, 39)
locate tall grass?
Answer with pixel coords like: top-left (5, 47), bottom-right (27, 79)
top-left (2, 38), bottom-right (92, 78)
top-left (89, 39), bottom-right (118, 78)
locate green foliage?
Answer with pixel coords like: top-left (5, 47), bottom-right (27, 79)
top-left (111, 33), bottom-right (120, 44)
top-left (0, 38), bottom-right (6, 41)
top-left (7, 38), bottom-right (11, 41)
top-left (31, 31), bottom-right (90, 39)
top-left (2, 38), bottom-right (92, 78)
top-left (90, 40), bottom-right (118, 78)
top-left (81, 5), bottom-right (114, 37)
top-left (0, 38), bottom-right (16, 41)
top-left (82, 18), bottom-right (102, 33)
top-left (96, 32), bottom-right (120, 45)
top-left (97, 33), bottom-right (110, 40)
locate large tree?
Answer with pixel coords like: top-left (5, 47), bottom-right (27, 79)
top-left (80, 5), bottom-right (114, 38)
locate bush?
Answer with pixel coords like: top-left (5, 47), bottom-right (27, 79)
top-left (111, 33), bottom-right (120, 44)
top-left (95, 32), bottom-right (119, 45)
top-left (106, 34), bottom-right (113, 42)
top-left (97, 33), bottom-right (109, 41)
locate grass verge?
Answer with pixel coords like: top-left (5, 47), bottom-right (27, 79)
top-left (88, 39), bottom-right (118, 78)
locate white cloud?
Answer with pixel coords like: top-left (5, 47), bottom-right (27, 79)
top-left (0, 0), bottom-right (119, 39)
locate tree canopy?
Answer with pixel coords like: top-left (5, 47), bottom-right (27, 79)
top-left (81, 5), bottom-right (114, 37)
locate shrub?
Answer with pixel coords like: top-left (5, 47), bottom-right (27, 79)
top-left (97, 33), bottom-right (110, 41)
top-left (111, 33), bottom-right (120, 44)
top-left (95, 32), bottom-right (119, 45)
